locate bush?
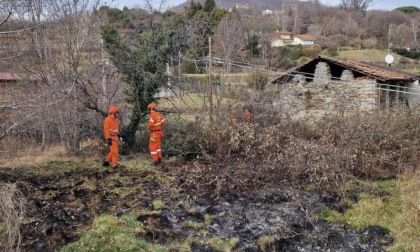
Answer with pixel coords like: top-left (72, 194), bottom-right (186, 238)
top-left (394, 48), bottom-right (420, 60)
top-left (325, 47), bottom-right (338, 57)
top-left (245, 71), bottom-right (269, 90)
top-left (161, 118), bottom-right (203, 159)
top-left (133, 116), bottom-right (205, 160)
top-left (174, 106), bottom-right (420, 198)
top-left (181, 61), bottom-right (207, 74)
top-left (302, 47), bottom-right (321, 58)
top-left (278, 45), bottom-right (303, 60)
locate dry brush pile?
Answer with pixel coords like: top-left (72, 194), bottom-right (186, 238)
top-left (0, 182), bottom-right (28, 252)
top-left (170, 108), bottom-right (420, 200)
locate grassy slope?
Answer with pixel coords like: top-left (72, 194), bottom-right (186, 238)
top-left (337, 49), bottom-right (402, 63)
top-left (337, 49), bottom-right (420, 74)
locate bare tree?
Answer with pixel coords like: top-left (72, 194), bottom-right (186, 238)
top-left (274, 1), bottom-right (290, 31)
top-left (1, 0), bottom-right (125, 152)
top-left (213, 12), bottom-right (245, 72)
top-left (367, 10), bottom-right (408, 47)
top-left (394, 23), bottom-right (412, 48)
top-left (410, 15), bottom-right (420, 45)
top-left (341, 11), bottom-right (361, 37)
top-left (291, 1), bottom-right (299, 33)
top-left (340, 0), bottom-right (373, 13)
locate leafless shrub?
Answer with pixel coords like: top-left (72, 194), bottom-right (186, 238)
top-left (0, 182), bottom-right (28, 252)
top-left (178, 105), bottom-right (420, 199)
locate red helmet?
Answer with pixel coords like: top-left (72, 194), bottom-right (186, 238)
top-left (147, 103), bottom-right (156, 110)
top-left (108, 105), bottom-right (119, 114)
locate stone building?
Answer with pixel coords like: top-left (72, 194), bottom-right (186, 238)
top-left (270, 55), bottom-right (420, 118)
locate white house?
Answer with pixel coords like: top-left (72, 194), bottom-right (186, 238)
top-left (262, 9), bottom-right (273, 15)
top-left (292, 34), bottom-right (316, 45)
top-left (263, 31), bottom-right (294, 47)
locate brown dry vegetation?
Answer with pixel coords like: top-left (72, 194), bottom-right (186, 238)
top-left (1, 103), bottom-right (420, 251)
top-left (0, 182), bottom-right (28, 252)
top-left (166, 107), bottom-right (420, 200)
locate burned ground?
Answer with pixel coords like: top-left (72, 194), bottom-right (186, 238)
top-left (0, 159), bottom-right (394, 252)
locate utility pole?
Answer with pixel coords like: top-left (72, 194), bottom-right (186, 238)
top-left (388, 23), bottom-right (392, 53)
top-left (208, 36), bottom-right (213, 121)
top-left (178, 51), bottom-right (181, 78)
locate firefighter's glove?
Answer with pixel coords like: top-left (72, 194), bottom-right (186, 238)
top-left (107, 138), bottom-right (112, 146)
top-left (150, 137), bottom-right (156, 142)
top-left (154, 122), bottom-right (161, 126)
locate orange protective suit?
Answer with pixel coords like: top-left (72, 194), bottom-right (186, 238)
top-left (103, 114), bottom-right (120, 168)
top-left (148, 109), bottom-right (166, 163)
top-left (243, 110), bottom-right (252, 124)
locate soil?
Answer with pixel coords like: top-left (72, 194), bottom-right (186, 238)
top-left (0, 161), bottom-right (393, 252)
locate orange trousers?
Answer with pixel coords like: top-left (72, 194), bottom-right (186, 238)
top-left (105, 137), bottom-right (119, 167)
top-left (149, 131), bottom-right (163, 162)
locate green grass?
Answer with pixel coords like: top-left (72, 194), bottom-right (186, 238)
top-left (182, 221), bottom-right (203, 230)
top-left (208, 237), bottom-right (239, 251)
top-left (257, 235), bottom-right (277, 252)
top-left (318, 178), bottom-right (420, 252)
top-left (152, 199), bottom-right (165, 210)
top-left (59, 213), bottom-right (167, 252)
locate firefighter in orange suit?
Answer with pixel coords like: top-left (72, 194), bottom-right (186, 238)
top-left (243, 108), bottom-right (253, 125)
top-left (147, 103), bottom-right (166, 166)
top-left (103, 105), bottom-right (121, 171)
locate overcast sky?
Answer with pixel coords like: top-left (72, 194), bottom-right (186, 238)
top-left (110, 0), bottom-right (419, 11)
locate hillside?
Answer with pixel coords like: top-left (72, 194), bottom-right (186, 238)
top-left (170, 0), bottom-right (303, 11)
top-left (169, 0), bottom-right (415, 11)
top-left (337, 49), bottom-right (420, 73)
top-left (338, 49), bottom-right (405, 63)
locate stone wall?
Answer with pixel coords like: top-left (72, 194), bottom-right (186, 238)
top-left (407, 80), bottom-right (420, 108)
top-left (274, 63), bottom-right (378, 118)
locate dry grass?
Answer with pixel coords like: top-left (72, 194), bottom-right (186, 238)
top-left (338, 49), bottom-right (405, 63)
top-left (0, 182), bottom-right (28, 252)
top-left (394, 171), bottom-right (420, 251)
top-left (1, 140), bottom-right (103, 169)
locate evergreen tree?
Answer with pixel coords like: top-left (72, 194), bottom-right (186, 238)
top-left (101, 19), bottom-right (171, 149)
top-left (203, 0), bottom-right (216, 13)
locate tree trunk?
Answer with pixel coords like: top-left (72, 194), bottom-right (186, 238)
top-left (123, 109), bottom-right (143, 150)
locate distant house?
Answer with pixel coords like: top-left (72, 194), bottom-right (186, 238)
top-left (270, 55), bottom-right (420, 117)
top-left (235, 3), bottom-right (249, 9)
top-left (261, 31), bottom-right (316, 47)
top-left (292, 34), bottom-right (316, 46)
top-left (262, 9), bottom-right (273, 15)
top-left (263, 31), bottom-right (294, 47)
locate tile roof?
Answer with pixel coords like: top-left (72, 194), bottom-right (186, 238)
top-left (0, 72), bottom-right (40, 81)
top-left (320, 55), bottom-right (418, 81)
top-left (263, 31), bottom-right (294, 39)
top-left (294, 34), bottom-right (316, 41)
top-left (0, 72), bottom-right (19, 80)
top-left (272, 55), bottom-right (420, 84)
